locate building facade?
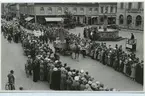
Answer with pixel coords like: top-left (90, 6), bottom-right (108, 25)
top-left (116, 2), bottom-right (144, 30)
top-left (98, 3), bottom-right (117, 24)
top-left (19, 3), bottom-right (117, 25)
top-left (1, 3), bottom-right (9, 16)
top-left (4, 3), bottom-right (20, 19)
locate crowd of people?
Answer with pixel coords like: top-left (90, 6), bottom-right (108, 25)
top-left (1, 16), bottom-right (143, 91)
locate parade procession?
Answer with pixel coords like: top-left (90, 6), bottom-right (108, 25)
top-left (1, 3), bottom-right (144, 91)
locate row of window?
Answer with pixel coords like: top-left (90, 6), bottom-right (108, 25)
top-left (119, 15), bottom-right (142, 26)
top-left (120, 2), bottom-right (142, 9)
top-left (40, 7), bottom-right (99, 14)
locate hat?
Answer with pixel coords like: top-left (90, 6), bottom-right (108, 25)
top-left (61, 67), bottom-right (65, 71)
top-left (28, 55), bottom-right (31, 58)
top-left (88, 81), bottom-right (92, 84)
top-left (96, 81), bottom-right (100, 85)
top-left (55, 60), bottom-right (59, 63)
top-left (91, 83), bottom-right (97, 88)
top-left (129, 58), bottom-right (132, 61)
top-left (72, 72), bottom-right (76, 74)
top-left (53, 67), bottom-right (58, 71)
top-left (68, 71), bottom-right (72, 75)
top-left (85, 84), bottom-right (90, 89)
top-left (80, 69), bottom-right (84, 73)
top-left (74, 76), bottom-right (79, 81)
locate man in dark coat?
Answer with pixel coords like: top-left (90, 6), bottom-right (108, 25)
top-left (135, 63), bottom-right (141, 83)
top-left (140, 64), bottom-right (143, 85)
top-left (51, 68), bottom-right (61, 90)
top-left (83, 28), bottom-right (86, 38)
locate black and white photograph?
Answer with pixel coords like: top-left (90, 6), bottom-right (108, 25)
top-left (1, 2), bottom-right (144, 91)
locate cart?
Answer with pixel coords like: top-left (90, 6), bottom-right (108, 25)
top-left (54, 40), bottom-right (71, 56)
top-left (125, 38), bottom-right (137, 52)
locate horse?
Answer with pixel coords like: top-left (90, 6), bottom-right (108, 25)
top-left (69, 43), bottom-right (81, 60)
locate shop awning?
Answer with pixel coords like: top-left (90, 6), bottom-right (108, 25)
top-left (45, 17), bottom-right (63, 22)
top-left (25, 17), bottom-right (34, 21)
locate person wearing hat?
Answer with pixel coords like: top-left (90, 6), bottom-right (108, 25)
top-left (130, 61), bottom-right (136, 80)
top-left (135, 61), bottom-right (142, 84)
top-left (33, 58), bottom-right (40, 82)
top-left (7, 70), bottom-right (15, 90)
top-left (66, 74), bottom-right (73, 90)
top-left (84, 83), bottom-right (92, 91)
top-left (27, 55), bottom-right (33, 75)
top-left (71, 76), bottom-right (80, 90)
top-left (79, 80), bottom-right (86, 91)
top-left (43, 59), bottom-right (48, 81)
top-left (126, 58), bottom-right (132, 77)
top-left (51, 67), bottom-right (61, 90)
top-left (48, 64), bottom-right (54, 84)
top-left (40, 60), bottom-right (44, 81)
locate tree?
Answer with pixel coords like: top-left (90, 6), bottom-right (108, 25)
top-left (63, 11), bottom-right (76, 28)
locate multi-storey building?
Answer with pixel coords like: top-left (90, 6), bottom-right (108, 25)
top-left (1, 3), bottom-right (10, 16)
top-left (4, 3), bottom-right (20, 19)
top-left (116, 2), bottom-right (144, 30)
top-left (19, 3), bottom-right (117, 25)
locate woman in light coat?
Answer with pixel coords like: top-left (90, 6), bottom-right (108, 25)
top-left (130, 63), bottom-right (136, 80)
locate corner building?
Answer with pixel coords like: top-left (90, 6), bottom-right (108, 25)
top-left (116, 2), bottom-right (144, 30)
